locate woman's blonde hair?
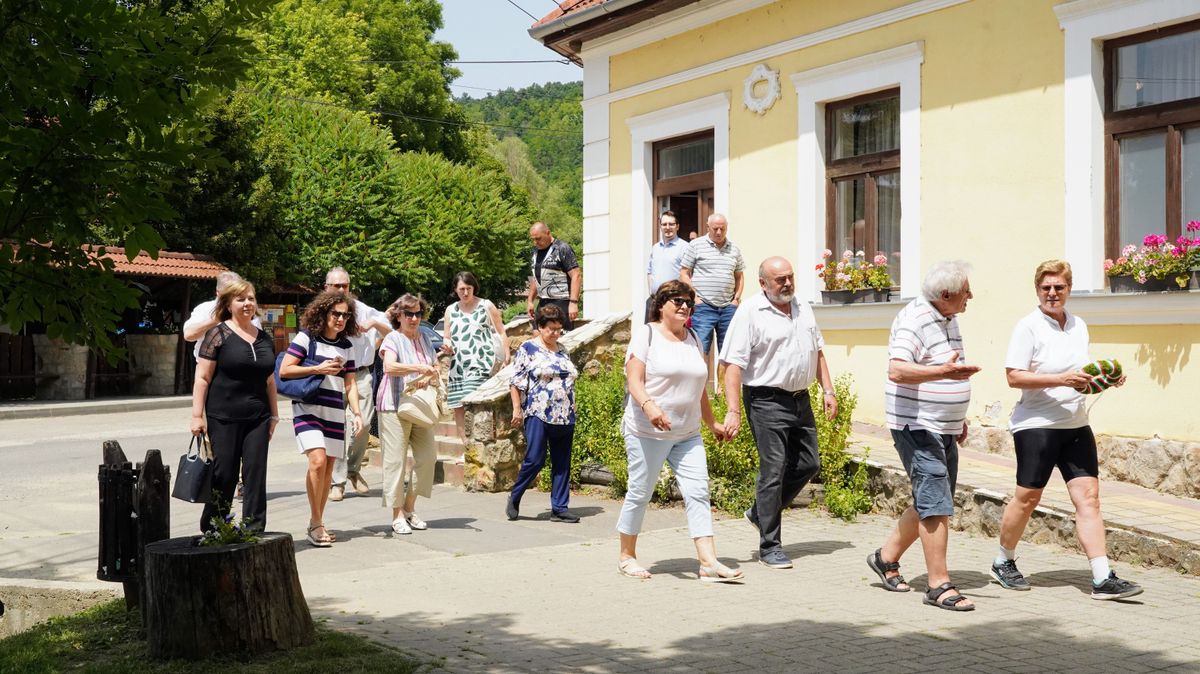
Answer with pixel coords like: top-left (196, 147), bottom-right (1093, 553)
top-left (212, 279), bottom-right (256, 321)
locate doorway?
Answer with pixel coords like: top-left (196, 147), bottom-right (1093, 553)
top-left (653, 131), bottom-right (714, 242)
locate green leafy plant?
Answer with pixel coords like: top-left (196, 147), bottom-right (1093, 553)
top-left (1104, 228), bottom-right (1198, 288)
top-left (816, 250), bottom-right (893, 292)
top-left (809, 374), bottom-right (871, 520)
top-left (199, 510), bottom-right (260, 548)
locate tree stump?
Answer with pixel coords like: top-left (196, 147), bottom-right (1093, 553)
top-left (143, 533), bottom-right (314, 659)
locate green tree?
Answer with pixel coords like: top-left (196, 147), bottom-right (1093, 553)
top-left (0, 0), bottom-right (272, 353)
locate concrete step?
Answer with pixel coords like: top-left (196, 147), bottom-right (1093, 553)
top-left (435, 457), bottom-right (464, 486)
top-left (849, 423), bottom-right (1200, 576)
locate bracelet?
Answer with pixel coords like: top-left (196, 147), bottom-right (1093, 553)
top-left (823, 392), bottom-right (835, 398)
top-left (270, 415), bottom-right (279, 421)
top-left (640, 399), bottom-right (654, 409)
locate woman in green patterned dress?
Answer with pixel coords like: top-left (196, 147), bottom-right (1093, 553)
top-left (441, 271), bottom-right (510, 438)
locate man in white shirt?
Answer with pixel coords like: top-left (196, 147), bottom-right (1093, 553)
top-left (720, 256), bottom-right (836, 570)
top-left (183, 271), bottom-right (262, 359)
top-left (866, 260), bottom-right (980, 612)
top-left (324, 267), bottom-right (393, 502)
top-left (644, 210), bottom-right (688, 322)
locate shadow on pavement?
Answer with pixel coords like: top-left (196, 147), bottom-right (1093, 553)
top-left (304, 597), bottom-right (1186, 673)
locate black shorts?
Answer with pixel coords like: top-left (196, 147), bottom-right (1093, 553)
top-left (1013, 426), bottom-right (1099, 489)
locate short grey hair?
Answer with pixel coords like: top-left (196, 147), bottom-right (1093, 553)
top-left (921, 260), bottom-right (972, 301)
top-left (215, 271), bottom-right (242, 292)
top-left (325, 266), bottom-right (349, 284)
top-left (707, 213), bottom-right (727, 226)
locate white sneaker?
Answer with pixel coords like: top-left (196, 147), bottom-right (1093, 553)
top-left (391, 518), bottom-right (412, 535)
top-left (405, 512), bottom-right (428, 530)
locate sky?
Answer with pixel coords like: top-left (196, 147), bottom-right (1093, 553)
top-left (435, 0), bottom-right (582, 97)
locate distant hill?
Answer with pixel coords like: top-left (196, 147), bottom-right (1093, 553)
top-left (459, 81), bottom-right (583, 212)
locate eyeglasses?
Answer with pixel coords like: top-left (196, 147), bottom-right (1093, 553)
top-left (1038, 284), bottom-right (1068, 293)
top-left (667, 297), bottom-right (695, 309)
top-left (402, 310), bottom-right (423, 319)
top-left (330, 310), bottom-right (352, 320)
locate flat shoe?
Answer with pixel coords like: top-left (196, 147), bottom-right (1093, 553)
top-left (618, 558), bottom-right (651, 579)
top-left (350, 474), bottom-right (370, 495)
top-left (698, 564), bottom-right (744, 584)
top-left (392, 518), bottom-right (412, 535)
top-left (405, 512), bottom-right (428, 530)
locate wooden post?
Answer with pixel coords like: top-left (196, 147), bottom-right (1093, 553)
top-left (98, 440), bottom-right (138, 610)
top-left (135, 450), bottom-right (171, 627)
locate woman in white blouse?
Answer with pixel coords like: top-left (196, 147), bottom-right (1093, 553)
top-left (617, 280), bottom-right (743, 583)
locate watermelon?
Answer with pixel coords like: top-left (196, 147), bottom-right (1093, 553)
top-left (1077, 358), bottom-right (1122, 394)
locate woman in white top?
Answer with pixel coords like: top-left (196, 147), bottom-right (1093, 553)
top-left (990, 260), bottom-right (1141, 600)
top-left (617, 280), bottom-right (743, 583)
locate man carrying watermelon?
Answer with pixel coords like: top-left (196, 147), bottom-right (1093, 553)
top-left (990, 259), bottom-right (1142, 600)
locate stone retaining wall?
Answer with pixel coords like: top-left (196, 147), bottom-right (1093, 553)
top-left (857, 455), bottom-right (1200, 576)
top-left (460, 313), bottom-right (631, 492)
top-left (126, 334), bottom-right (178, 396)
top-left (32, 335), bottom-right (89, 400)
top-left (964, 425), bottom-right (1200, 500)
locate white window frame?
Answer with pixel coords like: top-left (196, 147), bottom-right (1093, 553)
top-left (1057, 0), bottom-right (1200, 291)
top-left (626, 92), bottom-right (730, 326)
top-left (791, 42), bottom-right (924, 319)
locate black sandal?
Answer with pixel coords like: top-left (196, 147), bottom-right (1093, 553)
top-left (866, 548), bottom-right (911, 592)
top-left (923, 582), bottom-right (975, 611)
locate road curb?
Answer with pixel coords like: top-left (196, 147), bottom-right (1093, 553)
top-left (0, 396), bottom-right (191, 421)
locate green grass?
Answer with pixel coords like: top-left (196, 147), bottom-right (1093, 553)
top-left (0, 600), bottom-right (428, 673)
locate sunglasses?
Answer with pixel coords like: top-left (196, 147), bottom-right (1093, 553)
top-left (330, 310), bottom-right (352, 320)
top-left (402, 310), bottom-right (423, 319)
top-left (1038, 284), bottom-right (1068, 293)
top-left (666, 297), bottom-right (695, 309)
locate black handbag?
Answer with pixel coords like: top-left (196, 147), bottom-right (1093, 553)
top-left (274, 330), bottom-right (324, 403)
top-left (172, 434), bottom-right (214, 504)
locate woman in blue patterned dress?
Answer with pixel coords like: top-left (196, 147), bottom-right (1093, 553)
top-left (505, 304), bottom-right (579, 523)
top-left (441, 271), bottom-right (509, 439)
top-left (279, 290), bottom-right (363, 547)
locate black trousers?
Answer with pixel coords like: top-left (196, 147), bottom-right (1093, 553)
top-left (537, 298), bottom-right (574, 330)
top-left (743, 386), bottom-right (821, 552)
top-left (202, 415), bottom-right (271, 533)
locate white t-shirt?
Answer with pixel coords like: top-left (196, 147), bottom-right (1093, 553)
top-left (622, 323), bottom-right (708, 440)
top-left (183, 298), bottom-right (262, 359)
top-left (719, 292), bottom-right (824, 391)
top-left (1006, 308), bottom-right (1090, 432)
top-left (349, 300), bottom-right (388, 368)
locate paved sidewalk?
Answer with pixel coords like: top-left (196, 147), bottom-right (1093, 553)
top-left (0, 395), bottom-right (190, 420)
top-left (851, 426), bottom-right (1200, 550)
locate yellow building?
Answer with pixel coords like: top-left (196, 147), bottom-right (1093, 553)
top-left (530, 0), bottom-right (1200, 459)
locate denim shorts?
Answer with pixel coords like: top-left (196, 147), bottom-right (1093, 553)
top-left (892, 425), bottom-right (959, 519)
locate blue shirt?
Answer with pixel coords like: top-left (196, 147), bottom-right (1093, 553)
top-left (646, 236), bottom-right (688, 295)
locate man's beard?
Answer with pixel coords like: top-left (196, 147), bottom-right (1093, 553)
top-left (766, 288), bottom-right (794, 304)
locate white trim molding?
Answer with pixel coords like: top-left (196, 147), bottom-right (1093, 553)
top-left (812, 301), bottom-right (905, 331)
top-left (584, 0), bottom-right (779, 58)
top-left (626, 92), bottom-right (731, 324)
top-left (791, 42), bottom-right (925, 304)
top-left (584, 0), bottom-right (964, 108)
top-left (580, 53), bottom-right (612, 317)
top-left (1056, 0), bottom-right (1200, 291)
top-left (1069, 291), bottom-right (1200, 325)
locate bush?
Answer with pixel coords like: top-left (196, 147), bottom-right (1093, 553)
top-left (555, 352), bottom-right (870, 519)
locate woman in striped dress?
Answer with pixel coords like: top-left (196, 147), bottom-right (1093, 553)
top-left (279, 290), bottom-right (362, 547)
top-left (441, 271), bottom-right (508, 438)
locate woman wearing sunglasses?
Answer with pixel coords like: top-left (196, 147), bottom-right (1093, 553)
top-left (617, 280), bottom-right (743, 583)
top-left (279, 290), bottom-right (362, 547)
top-left (376, 294), bottom-right (441, 536)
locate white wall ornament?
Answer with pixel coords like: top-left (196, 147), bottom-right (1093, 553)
top-left (743, 63), bottom-right (780, 115)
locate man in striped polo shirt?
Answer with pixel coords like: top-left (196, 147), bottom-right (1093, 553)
top-left (679, 213), bottom-right (745, 361)
top-left (866, 260), bottom-right (982, 612)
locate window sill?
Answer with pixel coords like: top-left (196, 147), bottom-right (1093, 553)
top-left (1069, 290), bottom-right (1200, 326)
top-left (811, 299), bottom-right (907, 330)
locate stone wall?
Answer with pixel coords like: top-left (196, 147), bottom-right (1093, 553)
top-left (460, 313), bottom-right (631, 492)
top-left (126, 334), bottom-right (179, 396)
top-left (32, 335), bottom-right (89, 400)
top-left (858, 455), bottom-right (1200, 576)
top-left (963, 423), bottom-right (1200, 500)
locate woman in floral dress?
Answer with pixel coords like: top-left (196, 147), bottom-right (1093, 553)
top-left (505, 304), bottom-right (579, 523)
top-left (442, 271), bottom-right (509, 438)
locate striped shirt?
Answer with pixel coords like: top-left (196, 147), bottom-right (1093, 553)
top-left (287, 331), bottom-right (355, 451)
top-left (679, 235), bottom-right (745, 307)
top-left (885, 297), bottom-right (971, 434)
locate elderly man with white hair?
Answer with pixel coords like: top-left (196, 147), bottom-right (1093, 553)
top-left (866, 260), bottom-right (981, 612)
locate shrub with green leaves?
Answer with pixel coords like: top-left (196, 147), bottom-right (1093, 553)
top-left (809, 374), bottom-right (871, 520)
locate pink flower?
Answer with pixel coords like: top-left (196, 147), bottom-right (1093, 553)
top-left (815, 263), bottom-right (824, 271)
top-left (855, 250), bottom-right (865, 257)
top-left (822, 249), bottom-right (833, 258)
top-left (836, 273), bottom-right (851, 283)
top-left (1122, 244), bottom-right (1137, 256)
top-left (1103, 259), bottom-right (1115, 271)
top-left (1116, 256), bottom-right (1127, 265)
top-left (842, 250), bottom-right (853, 259)
top-left (1136, 271), bottom-right (1147, 284)
top-left (1143, 234), bottom-right (1167, 248)
top-left (1187, 220), bottom-right (1200, 233)
top-left (873, 253), bottom-right (887, 265)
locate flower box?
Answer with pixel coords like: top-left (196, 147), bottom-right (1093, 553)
top-left (1191, 268), bottom-right (1200, 291)
top-left (821, 289), bottom-right (891, 305)
top-left (1107, 275), bottom-right (1180, 293)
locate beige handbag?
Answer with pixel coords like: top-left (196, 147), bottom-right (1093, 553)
top-left (397, 379), bottom-right (439, 428)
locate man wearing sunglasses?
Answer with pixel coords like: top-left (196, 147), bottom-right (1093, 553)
top-left (325, 267), bottom-right (392, 502)
top-left (720, 256), bottom-right (836, 571)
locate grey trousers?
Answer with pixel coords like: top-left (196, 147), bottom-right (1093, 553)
top-left (743, 386), bottom-right (821, 553)
top-left (333, 368), bottom-right (374, 487)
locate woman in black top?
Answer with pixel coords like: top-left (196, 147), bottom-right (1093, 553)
top-left (191, 278), bottom-right (279, 532)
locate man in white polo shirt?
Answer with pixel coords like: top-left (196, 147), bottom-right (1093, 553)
top-left (644, 210), bottom-right (688, 322)
top-left (680, 213), bottom-right (744, 359)
top-left (866, 260), bottom-right (981, 612)
top-left (324, 267), bottom-right (392, 502)
top-left (720, 256), bottom-right (836, 570)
